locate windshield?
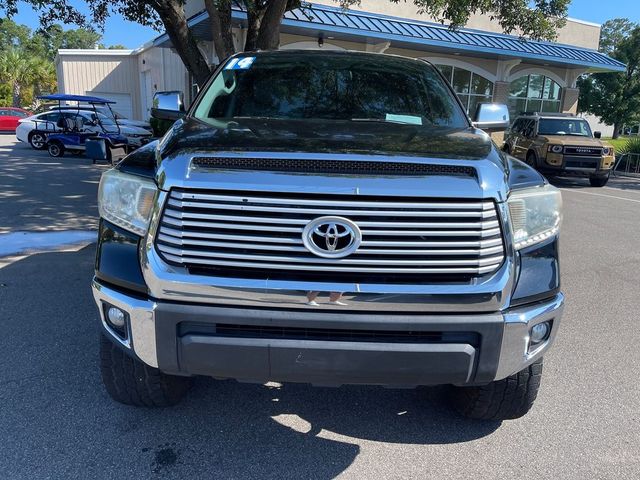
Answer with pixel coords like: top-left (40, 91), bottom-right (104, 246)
top-left (193, 53), bottom-right (468, 129)
top-left (84, 112), bottom-right (117, 126)
top-left (538, 118), bottom-right (592, 137)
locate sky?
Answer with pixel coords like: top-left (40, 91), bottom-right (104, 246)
top-left (6, 0), bottom-right (640, 49)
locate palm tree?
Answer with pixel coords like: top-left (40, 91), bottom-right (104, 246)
top-left (0, 48), bottom-right (53, 108)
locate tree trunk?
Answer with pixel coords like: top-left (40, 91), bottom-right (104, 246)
top-left (255, 0), bottom-right (289, 50)
top-left (612, 122), bottom-right (620, 139)
top-left (12, 82), bottom-right (21, 108)
top-left (204, 0), bottom-right (236, 62)
top-left (244, 6), bottom-right (264, 51)
top-left (152, 0), bottom-right (212, 87)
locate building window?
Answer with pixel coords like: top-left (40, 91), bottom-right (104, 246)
top-left (436, 65), bottom-right (493, 115)
top-left (508, 74), bottom-right (562, 117)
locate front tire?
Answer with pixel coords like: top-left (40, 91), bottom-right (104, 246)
top-left (589, 173), bottom-right (610, 187)
top-left (99, 334), bottom-right (191, 407)
top-left (450, 358), bottom-right (543, 420)
top-left (48, 141), bottom-right (65, 158)
top-left (29, 131), bottom-right (47, 150)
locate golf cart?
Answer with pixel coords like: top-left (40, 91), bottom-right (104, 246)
top-left (34, 94), bottom-right (128, 161)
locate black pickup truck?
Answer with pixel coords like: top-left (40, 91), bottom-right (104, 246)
top-left (93, 50), bottom-right (563, 420)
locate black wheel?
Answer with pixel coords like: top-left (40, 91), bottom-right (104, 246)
top-left (589, 173), bottom-right (610, 187)
top-left (525, 151), bottom-right (537, 168)
top-left (48, 141), bottom-right (65, 158)
top-left (29, 131), bottom-right (47, 150)
top-left (449, 358), bottom-right (543, 420)
top-left (99, 334), bottom-right (191, 407)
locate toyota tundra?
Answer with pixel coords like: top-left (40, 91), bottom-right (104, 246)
top-left (93, 51), bottom-right (563, 420)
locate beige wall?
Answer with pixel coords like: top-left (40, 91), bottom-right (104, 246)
top-left (138, 47), bottom-right (189, 118)
top-left (57, 48), bottom-right (188, 120)
top-left (56, 52), bottom-right (142, 119)
top-left (185, 0), bottom-right (600, 50)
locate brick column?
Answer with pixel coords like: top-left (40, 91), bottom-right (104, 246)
top-left (562, 88), bottom-right (579, 114)
top-left (492, 81), bottom-right (511, 104)
top-left (490, 81), bottom-right (511, 144)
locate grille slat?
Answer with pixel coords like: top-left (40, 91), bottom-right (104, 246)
top-left (156, 189), bottom-right (505, 279)
top-left (173, 191), bottom-right (492, 210)
top-left (169, 198), bottom-right (495, 218)
top-left (160, 251), bottom-right (500, 274)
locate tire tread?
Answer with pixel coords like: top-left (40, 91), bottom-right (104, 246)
top-left (451, 359), bottom-right (543, 420)
top-left (99, 334), bottom-right (190, 407)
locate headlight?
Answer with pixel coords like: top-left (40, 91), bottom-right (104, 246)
top-left (508, 184), bottom-right (562, 250)
top-left (98, 169), bottom-right (157, 236)
top-left (548, 145), bottom-right (563, 154)
top-left (602, 147), bottom-right (612, 155)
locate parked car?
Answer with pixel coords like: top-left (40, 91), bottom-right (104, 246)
top-left (503, 112), bottom-right (615, 187)
top-left (93, 51), bottom-right (564, 420)
top-left (50, 105), bottom-right (153, 132)
top-left (0, 107), bottom-right (31, 132)
top-left (16, 110), bottom-right (153, 150)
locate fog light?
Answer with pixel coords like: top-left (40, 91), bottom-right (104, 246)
top-left (107, 307), bottom-right (126, 328)
top-left (530, 322), bottom-right (550, 344)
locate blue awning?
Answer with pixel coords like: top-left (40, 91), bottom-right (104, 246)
top-left (153, 2), bottom-right (625, 72)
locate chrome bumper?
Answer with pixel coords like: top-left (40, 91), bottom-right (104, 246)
top-left (92, 279), bottom-right (564, 384)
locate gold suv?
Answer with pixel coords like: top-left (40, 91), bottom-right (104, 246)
top-left (503, 113), bottom-right (614, 187)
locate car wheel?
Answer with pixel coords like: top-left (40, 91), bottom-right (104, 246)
top-left (29, 131), bottom-right (47, 150)
top-left (589, 173), bottom-right (610, 187)
top-left (48, 141), bottom-right (65, 158)
top-left (449, 358), bottom-right (543, 420)
top-left (525, 151), bottom-right (537, 168)
top-left (99, 334), bottom-right (191, 407)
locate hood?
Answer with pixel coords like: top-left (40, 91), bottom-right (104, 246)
top-left (539, 135), bottom-right (612, 148)
top-left (150, 117), bottom-right (513, 201)
top-left (158, 117), bottom-right (493, 160)
top-left (118, 119), bottom-right (152, 129)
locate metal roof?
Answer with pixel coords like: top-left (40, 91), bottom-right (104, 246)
top-left (153, 2), bottom-right (625, 72)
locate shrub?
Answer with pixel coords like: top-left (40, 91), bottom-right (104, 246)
top-left (618, 136), bottom-right (640, 155)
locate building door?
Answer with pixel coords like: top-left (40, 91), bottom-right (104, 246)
top-left (87, 91), bottom-right (134, 120)
top-left (140, 70), bottom-right (154, 121)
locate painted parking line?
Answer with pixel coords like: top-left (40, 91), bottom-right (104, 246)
top-left (560, 188), bottom-right (640, 204)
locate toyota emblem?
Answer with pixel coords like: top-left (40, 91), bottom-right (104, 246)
top-left (302, 216), bottom-right (362, 258)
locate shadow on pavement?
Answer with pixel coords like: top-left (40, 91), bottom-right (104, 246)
top-left (0, 246), bottom-right (500, 479)
top-left (549, 174), bottom-right (640, 191)
top-left (0, 134), bottom-right (106, 234)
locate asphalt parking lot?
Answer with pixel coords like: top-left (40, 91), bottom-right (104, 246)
top-left (0, 134), bottom-right (639, 479)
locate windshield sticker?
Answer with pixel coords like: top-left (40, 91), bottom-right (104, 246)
top-left (225, 57), bottom-right (256, 70)
top-left (385, 114), bottom-right (422, 125)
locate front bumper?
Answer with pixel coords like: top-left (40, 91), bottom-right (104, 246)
top-left (542, 154), bottom-right (614, 176)
top-left (93, 279), bottom-right (564, 386)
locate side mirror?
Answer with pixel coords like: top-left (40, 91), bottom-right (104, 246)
top-left (472, 103), bottom-right (510, 132)
top-left (151, 91), bottom-right (186, 121)
top-left (594, 131), bottom-right (602, 139)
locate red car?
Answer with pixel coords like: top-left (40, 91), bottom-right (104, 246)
top-left (0, 107), bottom-right (32, 131)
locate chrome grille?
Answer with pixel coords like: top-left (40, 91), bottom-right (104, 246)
top-left (155, 189), bottom-right (505, 277)
top-left (564, 146), bottom-right (602, 156)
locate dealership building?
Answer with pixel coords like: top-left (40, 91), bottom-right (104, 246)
top-left (55, 0), bottom-right (624, 134)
